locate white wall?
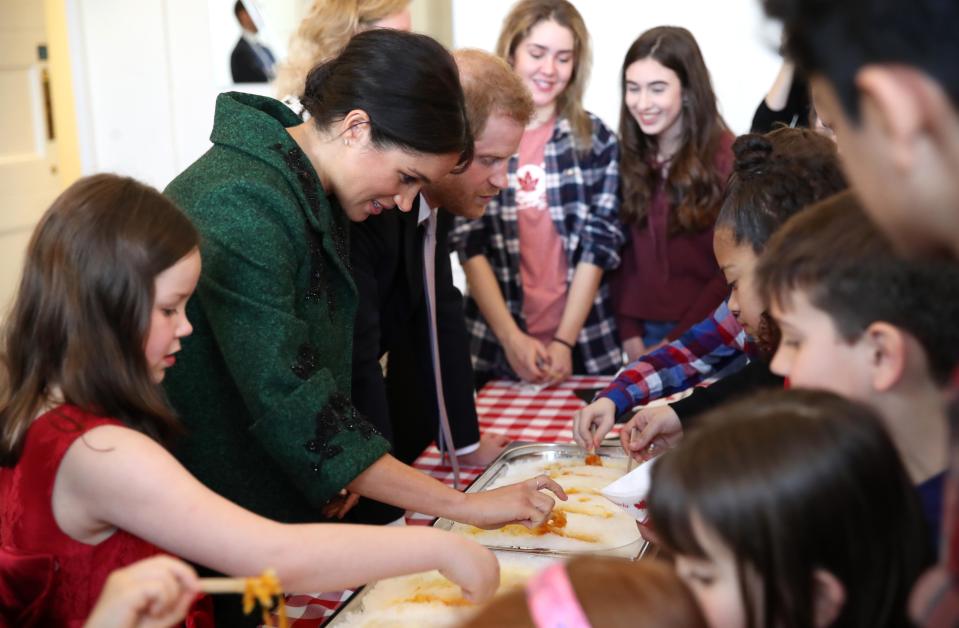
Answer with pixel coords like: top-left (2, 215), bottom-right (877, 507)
top-left (451, 0), bottom-right (784, 135)
top-left (72, 0), bottom-right (181, 186)
top-left (68, 0), bottom-right (785, 192)
top-left (69, 0), bottom-right (295, 191)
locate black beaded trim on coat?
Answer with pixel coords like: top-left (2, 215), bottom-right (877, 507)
top-left (304, 224), bottom-right (329, 307)
top-left (327, 393), bottom-right (378, 440)
top-left (330, 218), bottom-right (349, 273)
top-left (305, 392), bottom-right (380, 474)
top-left (291, 343), bottom-right (320, 380)
top-left (270, 142), bottom-right (350, 314)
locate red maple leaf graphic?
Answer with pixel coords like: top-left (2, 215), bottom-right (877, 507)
top-left (634, 499), bottom-right (650, 524)
top-left (518, 170), bottom-right (539, 192)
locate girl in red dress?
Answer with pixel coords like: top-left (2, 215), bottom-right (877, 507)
top-left (0, 174), bottom-right (498, 627)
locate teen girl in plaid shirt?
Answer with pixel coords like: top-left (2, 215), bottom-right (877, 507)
top-left (450, 0), bottom-right (623, 387)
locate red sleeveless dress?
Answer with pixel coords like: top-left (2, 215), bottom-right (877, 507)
top-left (0, 404), bottom-right (212, 627)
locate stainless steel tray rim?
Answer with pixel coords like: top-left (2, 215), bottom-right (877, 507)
top-left (433, 441), bottom-right (646, 560)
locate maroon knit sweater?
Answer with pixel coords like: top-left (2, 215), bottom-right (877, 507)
top-left (612, 131), bottom-right (734, 341)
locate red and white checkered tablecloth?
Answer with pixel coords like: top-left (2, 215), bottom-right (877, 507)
top-left (278, 375), bottom-right (615, 626)
top-left (404, 375), bottom-right (618, 523)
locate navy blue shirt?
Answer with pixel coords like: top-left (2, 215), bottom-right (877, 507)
top-left (918, 471), bottom-right (946, 555)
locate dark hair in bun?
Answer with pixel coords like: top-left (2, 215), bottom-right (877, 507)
top-left (716, 126), bottom-right (846, 253)
top-left (301, 29), bottom-right (473, 169)
top-left (731, 134), bottom-right (774, 175)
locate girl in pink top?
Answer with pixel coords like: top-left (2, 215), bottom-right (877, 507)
top-left (450, 0), bottom-right (624, 386)
top-left (614, 26), bottom-right (734, 361)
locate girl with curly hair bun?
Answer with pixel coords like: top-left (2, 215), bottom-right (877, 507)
top-left (573, 127), bottom-right (846, 456)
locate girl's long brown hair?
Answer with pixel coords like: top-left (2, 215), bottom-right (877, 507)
top-left (648, 390), bottom-right (929, 628)
top-left (496, 0), bottom-right (593, 149)
top-left (619, 26), bottom-right (729, 234)
top-left (0, 174), bottom-right (199, 465)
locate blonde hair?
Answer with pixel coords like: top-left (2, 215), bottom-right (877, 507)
top-left (275, 0), bottom-right (410, 98)
top-left (495, 0), bottom-right (592, 148)
top-left (454, 49), bottom-right (534, 137)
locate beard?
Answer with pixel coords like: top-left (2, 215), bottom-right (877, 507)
top-left (426, 181), bottom-right (493, 219)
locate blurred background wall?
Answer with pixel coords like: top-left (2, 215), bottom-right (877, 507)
top-left (0, 0), bottom-right (782, 310)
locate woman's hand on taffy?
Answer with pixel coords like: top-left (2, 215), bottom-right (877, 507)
top-left (460, 474), bottom-right (567, 529)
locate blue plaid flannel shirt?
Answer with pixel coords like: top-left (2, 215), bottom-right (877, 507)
top-left (449, 113), bottom-right (624, 380)
top-left (600, 300), bottom-right (756, 414)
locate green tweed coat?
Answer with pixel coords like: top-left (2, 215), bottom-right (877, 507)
top-left (164, 92), bottom-right (390, 523)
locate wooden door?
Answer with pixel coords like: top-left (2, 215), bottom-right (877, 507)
top-left (0, 0), bottom-right (60, 312)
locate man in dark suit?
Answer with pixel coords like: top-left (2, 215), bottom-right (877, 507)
top-left (230, 0), bottom-right (275, 83)
top-left (349, 49), bottom-right (534, 523)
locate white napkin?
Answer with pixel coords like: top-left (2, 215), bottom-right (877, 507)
top-left (601, 459), bottom-right (655, 523)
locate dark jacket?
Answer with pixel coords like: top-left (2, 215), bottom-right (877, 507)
top-left (163, 92), bottom-right (390, 525)
top-left (230, 36), bottom-right (275, 83)
top-left (350, 204), bottom-right (480, 465)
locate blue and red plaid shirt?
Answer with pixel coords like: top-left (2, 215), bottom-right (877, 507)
top-left (600, 300), bottom-right (756, 414)
top-left (449, 113), bottom-right (624, 380)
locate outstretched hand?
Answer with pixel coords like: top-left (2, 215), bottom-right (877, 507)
top-left (438, 537), bottom-right (500, 604)
top-left (463, 475), bottom-right (568, 529)
top-left (620, 405), bottom-right (683, 462)
top-left (572, 397), bottom-right (617, 451)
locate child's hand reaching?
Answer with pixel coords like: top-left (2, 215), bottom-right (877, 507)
top-left (620, 405), bottom-right (683, 462)
top-left (84, 556), bottom-right (199, 628)
top-left (438, 537), bottom-right (501, 604)
top-left (572, 397), bottom-right (617, 451)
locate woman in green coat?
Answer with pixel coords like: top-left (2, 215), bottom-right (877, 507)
top-left (165, 30), bottom-right (563, 539)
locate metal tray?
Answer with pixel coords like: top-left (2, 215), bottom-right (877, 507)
top-left (433, 441), bottom-right (648, 560)
top-left (324, 551), bottom-right (558, 626)
top-left (325, 443), bottom-right (648, 626)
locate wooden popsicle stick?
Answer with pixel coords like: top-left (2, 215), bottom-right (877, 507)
top-left (198, 577), bottom-right (248, 594)
top-left (626, 426), bottom-right (639, 473)
top-left (586, 423), bottom-right (598, 455)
